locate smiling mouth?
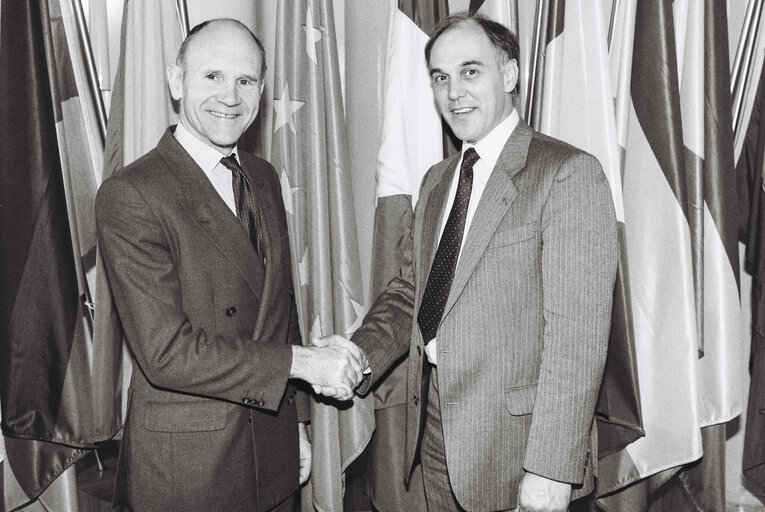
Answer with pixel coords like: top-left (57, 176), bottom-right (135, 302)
top-left (452, 107), bottom-right (474, 115)
top-left (209, 110), bottom-right (239, 119)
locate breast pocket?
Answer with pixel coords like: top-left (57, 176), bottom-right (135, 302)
top-left (487, 223), bottom-right (539, 249)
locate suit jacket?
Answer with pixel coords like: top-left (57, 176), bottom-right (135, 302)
top-left (353, 120), bottom-right (617, 511)
top-left (95, 128), bottom-right (306, 512)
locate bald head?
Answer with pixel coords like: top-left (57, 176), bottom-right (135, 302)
top-left (176, 18), bottom-right (267, 77)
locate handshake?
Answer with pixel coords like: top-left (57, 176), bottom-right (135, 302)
top-left (290, 335), bottom-right (369, 401)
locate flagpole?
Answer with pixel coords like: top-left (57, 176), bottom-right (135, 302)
top-left (608, 0), bottom-right (620, 51)
top-left (732, 0), bottom-right (763, 134)
top-left (176, 0), bottom-right (190, 39)
top-left (525, 0), bottom-right (548, 128)
top-left (71, 0), bottom-right (107, 143)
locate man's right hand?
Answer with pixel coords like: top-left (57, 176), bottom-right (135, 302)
top-left (290, 335), bottom-right (367, 401)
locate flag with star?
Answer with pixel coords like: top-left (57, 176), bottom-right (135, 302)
top-left (270, 1), bottom-right (374, 510)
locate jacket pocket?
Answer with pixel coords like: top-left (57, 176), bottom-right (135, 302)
top-left (487, 223), bottom-right (539, 248)
top-left (504, 384), bottom-right (537, 416)
top-left (144, 400), bottom-right (228, 432)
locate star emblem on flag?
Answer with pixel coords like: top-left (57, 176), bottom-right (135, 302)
top-left (273, 81), bottom-right (305, 134)
top-left (304, 4), bottom-right (322, 65)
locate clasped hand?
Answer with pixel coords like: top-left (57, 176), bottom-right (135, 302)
top-left (306, 335), bottom-right (368, 401)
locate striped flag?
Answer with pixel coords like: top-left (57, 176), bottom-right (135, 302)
top-left (366, 1), bottom-right (449, 509)
top-left (534, 0), bottom-right (643, 462)
top-left (95, 0), bottom-right (183, 438)
top-left (593, 1), bottom-right (743, 509)
top-left (596, 1), bottom-right (703, 509)
top-left (270, 2), bottom-right (374, 510)
top-left (0, 0), bottom-right (97, 508)
top-left (737, 27), bottom-right (765, 498)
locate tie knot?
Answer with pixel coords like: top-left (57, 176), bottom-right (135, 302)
top-left (461, 147), bottom-right (479, 173)
top-left (220, 154), bottom-right (242, 173)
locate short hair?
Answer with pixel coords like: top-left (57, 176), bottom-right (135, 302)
top-left (176, 18), bottom-right (267, 78)
top-left (424, 12), bottom-right (520, 92)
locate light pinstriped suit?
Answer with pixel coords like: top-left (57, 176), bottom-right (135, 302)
top-left (353, 120), bottom-right (617, 510)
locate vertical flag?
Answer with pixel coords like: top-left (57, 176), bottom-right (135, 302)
top-left (596, 1), bottom-right (703, 509)
top-left (367, 1), bottom-right (448, 509)
top-left (737, 36), bottom-right (765, 498)
top-left (535, 0), bottom-right (643, 461)
top-left (0, 0), bottom-right (97, 509)
top-left (270, 1), bottom-right (374, 510)
top-left (95, 0), bottom-right (183, 436)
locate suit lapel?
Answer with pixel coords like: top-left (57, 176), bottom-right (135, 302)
top-left (416, 156), bottom-right (461, 299)
top-left (442, 121), bottom-right (533, 318)
top-left (239, 155), bottom-right (279, 342)
top-left (156, 129), bottom-right (266, 301)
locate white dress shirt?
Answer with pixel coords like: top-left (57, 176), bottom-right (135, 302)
top-left (425, 109), bottom-right (520, 365)
top-left (174, 122), bottom-right (239, 216)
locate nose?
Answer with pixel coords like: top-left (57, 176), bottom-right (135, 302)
top-left (217, 80), bottom-right (240, 105)
top-left (447, 78), bottom-right (465, 101)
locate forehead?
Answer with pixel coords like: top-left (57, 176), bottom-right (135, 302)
top-left (429, 22), bottom-right (497, 70)
top-left (184, 24), bottom-right (263, 77)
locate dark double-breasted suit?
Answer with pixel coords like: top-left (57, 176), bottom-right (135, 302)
top-left (96, 128), bottom-right (305, 511)
top-left (353, 120), bottom-right (618, 510)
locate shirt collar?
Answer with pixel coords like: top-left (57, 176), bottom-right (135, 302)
top-left (174, 122), bottom-right (239, 173)
top-left (462, 109), bottom-right (519, 169)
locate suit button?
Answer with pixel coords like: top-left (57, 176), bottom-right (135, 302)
top-left (241, 397), bottom-right (251, 405)
top-left (226, 306), bottom-right (237, 317)
top-left (256, 399), bottom-right (264, 407)
top-left (288, 288), bottom-right (294, 297)
top-left (413, 394), bottom-right (419, 406)
top-left (288, 396), bottom-right (295, 405)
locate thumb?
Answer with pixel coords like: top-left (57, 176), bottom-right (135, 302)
top-left (311, 335), bottom-right (329, 348)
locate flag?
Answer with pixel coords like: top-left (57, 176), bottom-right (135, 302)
top-left (366, 1), bottom-right (449, 509)
top-left (640, 1), bottom-right (742, 509)
top-left (535, 0), bottom-right (643, 462)
top-left (595, 1), bottom-right (703, 509)
top-left (0, 0), bottom-right (98, 509)
top-left (94, 0), bottom-right (183, 439)
top-left (737, 29), bottom-right (765, 498)
top-left (270, 1), bottom-right (374, 510)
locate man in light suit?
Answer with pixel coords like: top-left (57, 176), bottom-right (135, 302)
top-left (321, 12), bottom-right (617, 512)
top-left (96, 19), bottom-right (366, 511)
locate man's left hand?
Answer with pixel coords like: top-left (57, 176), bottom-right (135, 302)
top-left (298, 423), bottom-right (311, 485)
top-left (517, 472), bottom-right (571, 512)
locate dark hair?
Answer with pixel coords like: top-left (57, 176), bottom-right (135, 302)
top-left (176, 18), bottom-right (267, 77)
top-left (424, 12), bottom-right (520, 92)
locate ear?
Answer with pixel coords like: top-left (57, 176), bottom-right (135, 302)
top-left (503, 58), bottom-right (519, 94)
top-left (260, 80), bottom-right (266, 95)
top-left (167, 63), bottom-right (183, 101)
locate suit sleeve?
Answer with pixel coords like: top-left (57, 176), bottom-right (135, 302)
top-left (523, 152), bottom-right (617, 483)
top-left (95, 176), bottom-right (292, 411)
top-left (351, 212), bottom-right (416, 394)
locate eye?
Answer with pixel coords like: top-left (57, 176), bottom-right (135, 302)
top-left (464, 68), bottom-right (478, 79)
top-left (205, 73), bottom-right (221, 81)
top-left (432, 74), bottom-right (448, 85)
top-left (237, 78), bottom-right (256, 87)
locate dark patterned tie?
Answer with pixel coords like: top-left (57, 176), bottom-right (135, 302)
top-left (417, 147), bottom-right (479, 344)
top-left (221, 154), bottom-right (263, 256)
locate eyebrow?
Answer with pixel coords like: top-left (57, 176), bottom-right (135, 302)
top-left (429, 59), bottom-right (486, 75)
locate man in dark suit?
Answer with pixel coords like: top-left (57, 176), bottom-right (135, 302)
top-left (321, 12), bottom-right (617, 512)
top-left (96, 18), bottom-right (366, 511)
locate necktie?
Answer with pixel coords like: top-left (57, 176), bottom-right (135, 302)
top-left (220, 154), bottom-right (263, 256)
top-left (417, 147), bottom-right (479, 344)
